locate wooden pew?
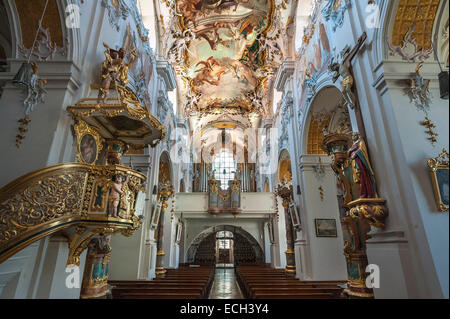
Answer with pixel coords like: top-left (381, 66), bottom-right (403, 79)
top-left (109, 266), bottom-right (214, 299)
top-left (235, 265), bottom-right (345, 299)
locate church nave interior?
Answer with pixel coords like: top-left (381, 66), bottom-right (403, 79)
top-left (0, 0), bottom-right (448, 302)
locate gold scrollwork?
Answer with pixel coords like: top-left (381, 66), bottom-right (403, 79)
top-left (0, 163), bottom-right (146, 264)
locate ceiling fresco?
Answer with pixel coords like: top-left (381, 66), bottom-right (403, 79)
top-left (159, 0), bottom-right (294, 127)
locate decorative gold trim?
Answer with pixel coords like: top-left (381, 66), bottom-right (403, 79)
top-left (427, 149), bottom-right (449, 212)
top-left (0, 163), bottom-right (145, 264)
top-left (346, 198), bottom-right (389, 228)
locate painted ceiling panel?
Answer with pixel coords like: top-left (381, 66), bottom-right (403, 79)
top-left (157, 0), bottom-right (294, 129)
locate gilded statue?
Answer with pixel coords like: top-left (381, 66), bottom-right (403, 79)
top-left (329, 32), bottom-right (367, 109)
top-left (108, 174), bottom-right (129, 218)
top-left (348, 133), bottom-right (378, 199)
top-left (98, 43), bottom-right (137, 104)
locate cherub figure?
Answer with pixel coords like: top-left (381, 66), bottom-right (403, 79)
top-left (24, 62), bottom-right (47, 115)
top-left (108, 174), bottom-right (129, 217)
top-left (98, 43), bottom-right (137, 104)
top-left (406, 62), bottom-right (431, 114)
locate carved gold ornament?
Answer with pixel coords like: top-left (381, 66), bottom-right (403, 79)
top-left (427, 149), bottom-right (449, 212)
top-left (346, 198), bottom-right (389, 229)
top-left (0, 163), bottom-right (146, 264)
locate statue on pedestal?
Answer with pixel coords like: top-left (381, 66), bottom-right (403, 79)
top-left (348, 133), bottom-right (377, 199)
top-left (98, 43), bottom-right (137, 104)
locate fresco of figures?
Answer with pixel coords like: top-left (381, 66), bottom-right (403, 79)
top-left (295, 19), bottom-right (332, 107)
top-left (162, 0), bottom-right (291, 114)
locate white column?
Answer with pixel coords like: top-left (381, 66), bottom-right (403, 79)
top-left (298, 155), bottom-right (347, 281)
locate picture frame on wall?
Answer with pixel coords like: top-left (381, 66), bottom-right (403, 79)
top-left (315, 218), bottom-right (338, 237)
top-left (289, 202), bottom-right (301, 230)
top-left (427, 149), bottom-right (449, 212)
top-left (150, 202), bottom-right (162, 230)
top-left (74, 120), bottom-right (103, 165)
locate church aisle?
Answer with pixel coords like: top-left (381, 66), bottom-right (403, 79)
top-left (209, 268), bottom-right (244, 299)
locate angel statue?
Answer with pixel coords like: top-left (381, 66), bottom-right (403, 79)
top-left (98, 43), bottom-right (137, 104)
top-left (329, 32), bottom-right (367, 109)
top-left (406, 62), bottom-right (431, 114)
top-left (13, 62), bottom-right (48, 115)
top-left (24, 62), bottom-right (47, 115)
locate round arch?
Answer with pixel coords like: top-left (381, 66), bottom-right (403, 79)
top-left (301, 85), bottom-right (353, 155)
top-left (374, 0), bottom-right (448, 65)
top-left (277, 149), bottom-right (292, 184)
top-left (158, 150), bottom-right (173, 184)
top-left (3, 0), bottom-right (81, 64)
top-left (186, 225), bottom-right (264, 264)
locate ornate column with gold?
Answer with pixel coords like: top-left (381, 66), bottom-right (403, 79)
top-left (155, 180), bottom-right (174, 278)
top-left (322, 132), bottom-right (388, 298)
top-left (275, 179), bottom-right (296, 276)
top-left (80, 235), bottom-right (112, 299)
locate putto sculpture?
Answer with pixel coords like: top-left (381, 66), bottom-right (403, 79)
top-left (98, 42), bottom-right (137, 104)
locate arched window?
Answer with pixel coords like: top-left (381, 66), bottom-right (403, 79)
top-left (216, 231), bottom-right (233, 239)
top-left (212, 150), bottom-right (237, 190)
top-left (216, 231), bottom-right (233, 250)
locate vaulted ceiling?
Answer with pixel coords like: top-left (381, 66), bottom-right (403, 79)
top-left (155, 0), bottom-right (296, 134)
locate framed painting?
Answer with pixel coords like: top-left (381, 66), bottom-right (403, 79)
top-left (150, 202), bottom-right (162, 229)
top-left (315, 219), bottom-right (338, 237)
top-left (74, 120), bottom-right (103, 165)
top-left (289, 202), bottom-right (301, 229)
top-left (427, 149), bottom-right (449, 212)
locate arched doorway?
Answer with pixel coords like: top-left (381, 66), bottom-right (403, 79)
top-left (188, 225), bottom-right (264, 266)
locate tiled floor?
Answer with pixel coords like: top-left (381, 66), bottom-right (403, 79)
top-left (209, 268), bottom-right (244, 299)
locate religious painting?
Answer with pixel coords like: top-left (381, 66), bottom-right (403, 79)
top-left (428, 149), bottom-right (449, 212)
top-left (296, 18), bottom-right (332, 106)
top-left (289, 202), bottom-right (301, 229)
top-left (315, 219), bottom-right (338, 237)
top-left (80, 134), bottom-right (97, 164)
top-left (150, 202), bottom-right (162, 229)
top-left (90, 180), bottom-right (109, 213)
top-left (167, 0), bottom-right (289, 115)
top-left (74, 120), bottom-right (103, 165)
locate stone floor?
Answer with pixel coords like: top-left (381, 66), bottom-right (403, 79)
top-left (209, 268), bottom-right (244, 299)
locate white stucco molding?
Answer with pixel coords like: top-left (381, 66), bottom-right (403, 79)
top-left (299, 154), bottom-right (332, 171)
top-left (156, 58), bottom-right (177, 91)
top-left (274, 59), bottom-right (296, 91)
